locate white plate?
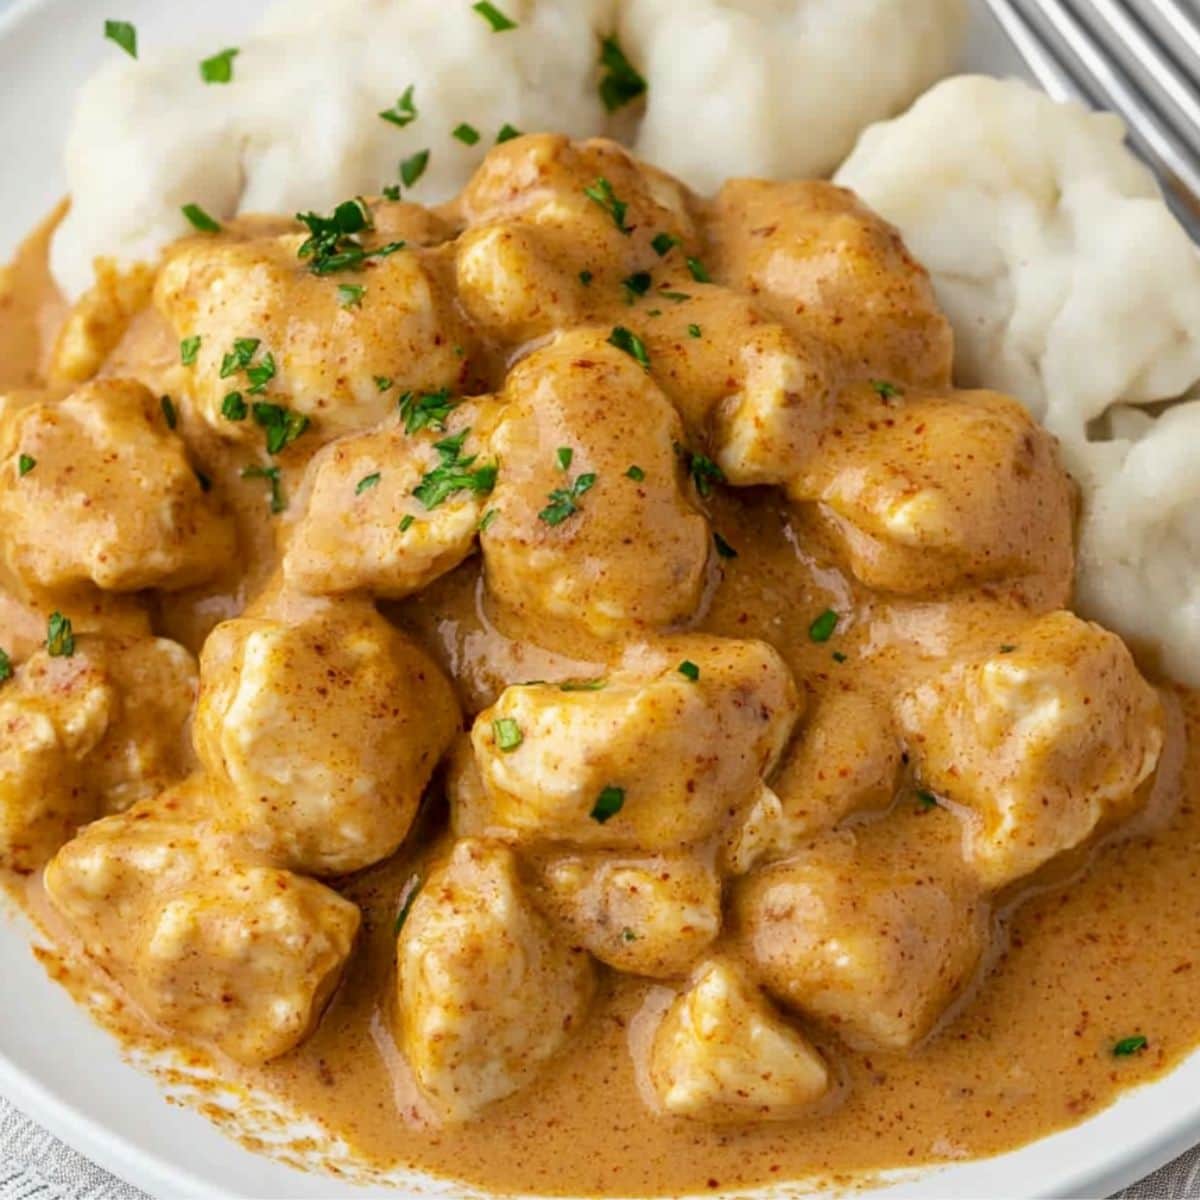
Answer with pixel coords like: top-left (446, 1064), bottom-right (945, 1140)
top-left (1, 1), bottom-right (1198, 1196)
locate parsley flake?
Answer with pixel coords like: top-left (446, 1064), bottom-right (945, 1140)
top-left (1000, 644), bottom-right (1018, 654)
top-left (104, 19), bottom-right (137, 58)
top-left (17, 454), bottom-right (35, 477)
top-left (400, 149), bottom-right (430, 188)
top-left (252, 402), bottom-right (308, 455)
top-left (296, 199), bottom-right (405, 275)
top-left (379, 85), bottom-right (417, 128)
top-left (338, 283), bottom-right (366, 308)
top-left (473, 1), bottom-right (517, 32)
top-left (713, 531), bottom-right (738, 559)
top-left (809, 609), bottom-right (838, 643)
top-left (659, 289), bottom-right (692, 303)
top-left (493, 717), bottom-right (523, 752)
top-left (160, 395), bottom-right (177, 430)
top-left (832, 651), bottom-right (848, 664)
top-left (398, 514), bottom-right (415, 532)
top-left (677, 443), bottom-right (724, 497)
top-left (607, 325), bottom-right (650, 369)
top-left (591, 785), bottom-right (625, 824)
top-left (219, 337), bottom-right (260, 379)
top-left (478, 508), bottom-right (499, 532)
top-left (559, 679), bottom-right (606, 692)
top-left (181, 203), bottom-right (221, 233)
top-left (382, 184), bottom-right (402, 201)
top-left (651, 232), bottom-right (679, 257)
top-left (374, 376), bottom-right (394, 392)
top-left (0, 648), bottom-right (10, 683)
top-left (916, 790), bottom-right (939, 811)
top-left (539, 471), bottom-right (596, 526)
top-left (399, 388), bottom-right (457, 435)
top-left (622, 271), bottom-right (652, 303)
top-left (556, 447), bottom-right (574, 471)
top-left (625, 465), bottom-right (645, 482)
top-left (686, 256), bottom-right (711, 283)
top-left (453, 122), bottom-right (481, 146)
top-left (356, 472), bottom-right (382, 495)
top-left (180, 336), bottom-right (201, 366)
top-left (413, 429), bottom-right (498, 510)
top-left (200, 47), bottom-right (238, 84)
top-left (871, 379), bottom-right (903, 400)
top-left (242, 464), bottom-right (285, 514)
top-left (598, 35), bottom-right (647, 113)
top-left (621, 927), bottom-right (637, 943)
top-left (1113, 1035), bottom-right (1149, 1057)
top-left (578, 269), bottom-right (594, 286)
top-left (46, 612), bottom-right (74, 658)
top-left (496, 122), bottom-right (522, 143)
top-left (678, 660), bottom-right (700, 682)
top-left (688, 323), bottom-right (702, 339)
top-left (393, 874), bottom-right (422, 936)
top-left (221, 392), bottom-right (247, 421)
top-left (584, 177), bottom-right (631, 233)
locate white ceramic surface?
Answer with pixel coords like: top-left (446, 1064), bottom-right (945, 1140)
top-left (1, 2), bottom-right (1197, 1196)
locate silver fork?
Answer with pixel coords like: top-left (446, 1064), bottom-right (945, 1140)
top-left (985, 0), bottom-right (1200, 239)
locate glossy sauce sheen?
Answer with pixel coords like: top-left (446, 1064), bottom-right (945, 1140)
top-left (1, 147), bottom-right (1198, 1198)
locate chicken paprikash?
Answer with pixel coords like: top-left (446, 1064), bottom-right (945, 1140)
top-left (0, 134), bottom-right (1196, 1195)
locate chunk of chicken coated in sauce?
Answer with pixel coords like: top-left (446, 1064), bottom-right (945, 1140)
top-left (737, 826), bottom-right (989, 1051)
top-left (482, 330), bottom-right (709, 639)
top-left (0, 380), bottom-right (235, 593)
top-left (650, 958), bottom-right (829, 1123)
top-left (154, 214), bottom-right (471, 443)
top-left (895, 610), bottom-right (1164, 889)
top-left (707, 179), bottom-right (953, 388)
top-left (192, 597), bottom-right (459, 875)
top-left (463, 636), bottom-right (800, 852)
top-left (794, 383), bottom-right (1075, 597)
top-left (45, 782), bottom-right (360, 1065)
top-left (284, 397), bottom-right (503, 599)
top-left (0, 634), bottom-right (195, 872)
top-left (395, 838), bottom-right (594, 1122)
top-left (533, 852), bottom-right (721, 978)
top-left (454, 134), bottom-right (699, 340)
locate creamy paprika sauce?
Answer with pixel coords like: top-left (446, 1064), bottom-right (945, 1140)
top-left (1, 135), bottom-right (1198, 1198)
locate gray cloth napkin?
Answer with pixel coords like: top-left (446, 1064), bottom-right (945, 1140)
top-left (1, 1089), bottom-right (1197, 1200)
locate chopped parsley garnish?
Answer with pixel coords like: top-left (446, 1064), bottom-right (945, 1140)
top-left (182, 203), bottom-right (221, 233)
top-left (244, 353), bottom-right (276, 395)
top-left (916, 790), bottom-right (939, 811)
top-left (453, 122), bottom-right (481, 146)
top-left (478, 508), bottom-right (498, 532)
top-left (337, 283), bottom-right (365, 308)
top-left (0, 648), bottom-right (10, 683)
top-left (713, 531), bottom-right (738, 559)
top-left (1000, 644), bottom-right (1018, 654)
top-left (686, 256), bottom-right (711, 283)
top-left (219, 337), bottom-right (260, 379)
top-left (496, 122), bottom-right (522, 143)
top-left (104, 19), bottom-right (137, 58)
top-left (621, 927), bottom-right (637, 943)
top-left (400, 149), bottom-right (430, 188)
top-left (399, 388), bottom-right (457, 435)
top-left (832, 651), bottom-right (848, 664)
top-left (242, 464), bottom-right (285, 514)
top-left (379, 85), bottom-right (417, 128)
top-left (659, 289), bottom-right (692, 303)
top-left (252, 402), bottom-right (309, 455)
top-left (413, 429), bottom-right (497, 510)
top-left (622, 271), bottom-right (652, 302)
top-left (556, 446), bottom-right (574, 471)
top-left (1113, 1035), bottom-right (1149, 1057)
top-left (374, 376), bottom-right (394, 392)
top-left (382, 184), bottom-right (402, 201)
top-left (584, 177), bottom-right (631, 233)
top-left (398, 514), bottom-right (415, 532)
top-left (578, 270), bottom-right (594, 286)
top-left (539, 470), bottom-right (597, 526)
top-left (195, 470), bottom-right (212, 493)
top-left (688, 323), bottom-right (702, 339)
top-left (493, 717), bottom-right (523, 752)
top-left (180, 336), bottom-right (201, 366)
top-left (221, 392), bottom-right (247, 421)
top-left (871, 379), bottom-right (903, 400)
top-left (591, 785), bottom-right (625, 824)
top-left (809, 608), bottom-right (839, 643)
top-left (678, 660), bottom-right (700, 682)
top-left (651, 232), bottom-right (679, 257)
top-left (607, 325), bottom-right (650, 369)
top-left (473, 1), bottom-right (518, 32)
top-left (199, 47), bottom-right (238, 84)
top-left (17, 455), bottom-right (35, 477)
top-left (46, 612), bottom-right (74, 658)
top-left (560, 679), bottom-right (606, 692)
top-left (296, 199), bottom-right (405, 275)
top-left (393, 874), bottom-right (422, 936)
top-left (625, 465), bottom-right (644, 482)
top-left (160, 395), bottom-right (177, 430)
top-left (598, 35), bottom-right (647, 113)
top-left (356, 472), bottom-right (382, 495)
top-left (676, 443), bottom-right (724, 497)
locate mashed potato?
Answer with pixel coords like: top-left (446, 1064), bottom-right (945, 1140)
top-left (838, 75), bottom-right (1200, 684)
top-left (50, 0), bottom-right (965, 299)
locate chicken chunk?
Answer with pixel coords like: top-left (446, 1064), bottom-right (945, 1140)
top-left (154, 223), bottom-right (471, 443)
top-left (534, 852), bottom-right (720, 978)
top-left (0, 634), bottom-right (196, 872)
top-left (395, 839), bottom-right (593, 1121)
top-left (793, 384), bottom-right (1075, 596)
top-left (726, 687), bottom-right (902, 873)
top-left (284, 397), bottom-right (503, 598)
top-left (0, 380), bottom-right (235, 593)
top-left (894, 611), bottom-right (1165, 888)
top-left (481, 330), bottom-right (709, 639)
top-left (707, 180), bottom-right (953, 388)
top-left (650, 958), bottom-right (829, 1123)
top-left (49, 260), bottom-right (156, 384)
top-left (465, 636), bottom-right (800, 852)
top-left (737, 828), bottom-right (989, 1051)
top-left (193, 598), bottom-right (459, 875)
top-left (45, 784), bottom-right (360, 1064)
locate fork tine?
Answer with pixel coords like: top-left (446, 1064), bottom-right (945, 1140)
top-left (1146, 0), bottom-right (1200, 67)
top-left (982, 0), bottom-right (1089, 103)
